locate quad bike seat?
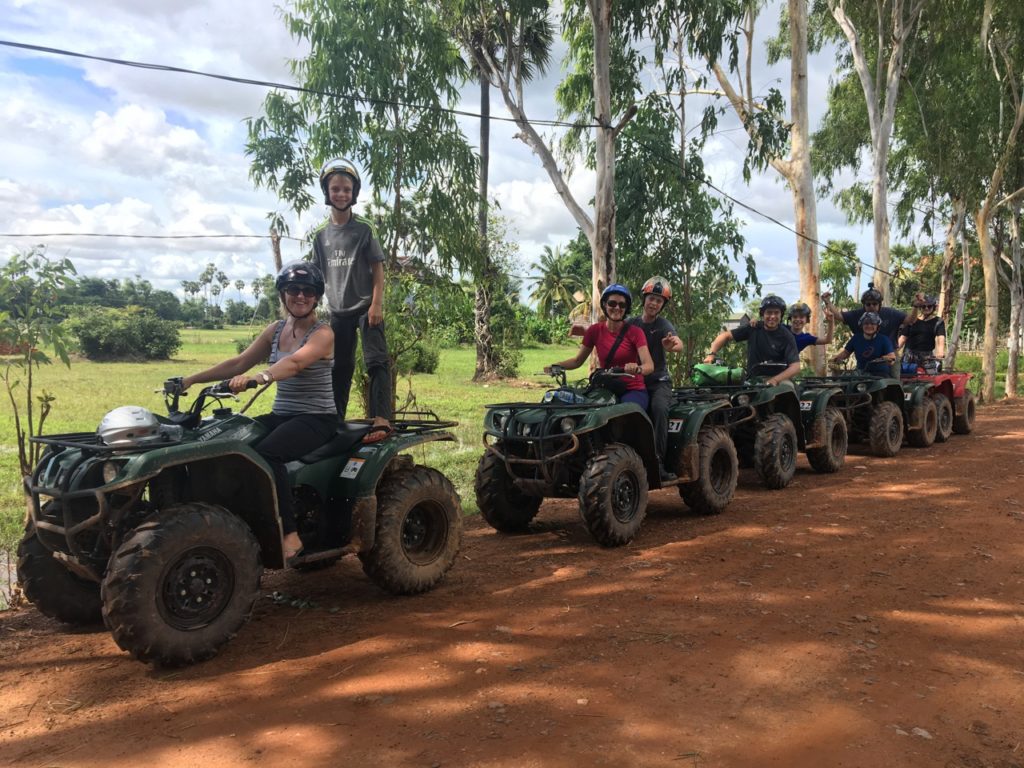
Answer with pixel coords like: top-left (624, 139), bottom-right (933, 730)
top-left (298, 422), bottom-right (374, 463)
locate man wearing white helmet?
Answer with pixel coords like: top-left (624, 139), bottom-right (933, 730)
top-left (312, 158), bottom-right (393, 442)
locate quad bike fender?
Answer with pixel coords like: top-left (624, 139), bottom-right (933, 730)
top-left (669, 400), bottom-right (731, 483)
top-left (318, 431), bottom-right (457, 499)
top-left (901, 382), bottom-right (933, 432)
top-left (797, 386), bottom-right (842, 449)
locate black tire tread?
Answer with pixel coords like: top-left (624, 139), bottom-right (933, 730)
top-left (474, 449), bottom-right (542, 532)
top-left (806, 406), bottom-right (848, 474)
top-left (933, 393), bottom-right (954, 443)
top-left (679, 427), bottom-right (738, 515)
top-left (753, 413), bottom-right (798, 490)
top-left (360, 466), bottom-right (463, 595)
top-left (907, 397), bottom-right (938, 448)
top-left (578, 443), bottom-right (648, 547)
top-left (953, 391), bottom-right (976, 434)
top-left (868, 401), bottom-right (904, 457)
top-left (101, 503), bottom-right (262, 666)
top-left (17, 527), bottom-right (103, 626)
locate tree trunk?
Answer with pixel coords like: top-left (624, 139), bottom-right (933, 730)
top-left (589, 0), bottom-right (616, 322)
top-left (945, 227), bottom-right (972, 370)
top-left (474, 69), bottom-right (496, 380)
top-left (976, 209), bottom-right (999, 403)
top-left (1003, 203), bottom-right (1022, 397)
top-left (938, 196), bottom-right (967, 323)
top-left (270, 228), bottom-right (283, 273)
top-left (788, 0), bottom-right (823, 374)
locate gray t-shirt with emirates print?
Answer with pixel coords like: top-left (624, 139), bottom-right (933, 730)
top-left (311, 215), bottom-right (385, 317)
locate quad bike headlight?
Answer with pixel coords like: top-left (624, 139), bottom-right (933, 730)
top-left (736, 394), bottom-right (750, 406)
top-left (494, 413), bottom-right (507, 430)
top-left (559, 417), bottom-right (576, 433)
top-left (102, 459), bottom-right (126, 484)
top-left (856, 383), bottom-right (867, 392)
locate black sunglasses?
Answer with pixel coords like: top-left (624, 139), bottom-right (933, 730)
top-left (605, 300), bottom-right (627, 309)
top-left (285, 285), bottom-right (318, 298)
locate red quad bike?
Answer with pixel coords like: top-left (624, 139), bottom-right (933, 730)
top-left (900, 356), bottom-right (976, 442)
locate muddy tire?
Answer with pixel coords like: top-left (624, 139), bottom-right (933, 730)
top-left (578, 443), bottom-right (648, 547)
top-left (359, 466), bottom-right (462, 595)
top-left (868, 401), bottom-right (904, 457)
top-left (101, 503), bottom-right (262, 666)
top-left (806, 406), bottom-right (847, 474)
top-left (474, 448), bottom-right (542, 532)
top-left (753, 413), bottom-right (798, 490)
top-left (907, 397), bottom-right (938, 448)
top-left (953, 391), bottom-right (976, 434)
top-left (17, 526), bottom-right (102, 626)
top-left (933, 393), bottom-right (954, 443)
top-left (679, 427), bottom-right (738, 515)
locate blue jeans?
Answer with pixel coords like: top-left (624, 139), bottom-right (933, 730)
top-left (621, 389), bottom-right (650, 410)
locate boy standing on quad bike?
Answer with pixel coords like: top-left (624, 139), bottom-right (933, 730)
top-left (899, 293), bottom-right (946, 372)
top-left (704, 295), bottom-right (801, 386)
top-left (180, 261), bottom-right (338, 564)
top-left (546, 284), bottom-right (655, 409)
top-left (628, 276), bottom-right (684, 481)
top-left (829, 312), bottom-right (896, 376)
top-left (312, 158), bottom-right (393, 443)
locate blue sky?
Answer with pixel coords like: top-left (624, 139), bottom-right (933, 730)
top-left (0, 0), bottom-right (885, 307)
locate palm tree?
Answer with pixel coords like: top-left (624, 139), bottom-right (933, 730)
top-left (531, 245), bottom-right (584, 319)
top-left (451, 2), bottom-right (554, 379)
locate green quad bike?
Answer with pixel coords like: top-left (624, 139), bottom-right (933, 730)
top-left (19, 378), bottom-right (463, 667)
top-left (475, 365), bottom-right (739, 547)
top-left (797, 366), bottom-right (909, 456)
top-left (676, 362), bottom-right (840, 490)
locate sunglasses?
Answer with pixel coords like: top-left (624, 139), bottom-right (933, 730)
top-left (922, 305), bottom-right (936, 310)
top-left (605, 300), bottom-right (627, 309)
top-left (285, 285), bottom-right (318, 298)
top-left (863, 302), bottom-right (880, 307)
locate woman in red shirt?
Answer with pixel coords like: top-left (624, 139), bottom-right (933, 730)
top-left (546, 284), bottom-right (654, 409)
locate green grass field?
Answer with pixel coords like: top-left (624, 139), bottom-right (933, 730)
top-left (0, 327), bottom-right (578, 559)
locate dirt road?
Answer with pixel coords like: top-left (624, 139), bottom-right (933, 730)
top-left (2, 402), bottom-right (1023, 767)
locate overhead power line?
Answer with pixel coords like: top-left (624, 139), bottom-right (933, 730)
top-left (0, 39), bottom-right (596, 130)
top-left (0, 231), bottom-right (305, 242)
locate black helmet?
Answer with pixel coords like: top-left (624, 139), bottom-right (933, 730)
top-left (276, 261), bottom-right (325, 298)
top-left (861, 282), bottom-right (883, 305)
top-left (759, 295), bottom-right (787, 316)
top-left (788, 302), bottom-right (811, 319)
top-left (859, 311), bottom-right (882, 327)
top-left (920, 294), bottom-right (938, 308)
top-left (319, 158), bottom-right (361, 206)
top-left (600, 283), bottom-right (633, 315)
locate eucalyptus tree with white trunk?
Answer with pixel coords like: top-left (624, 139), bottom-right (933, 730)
top-left (827, 0), bottom-right (927, 298)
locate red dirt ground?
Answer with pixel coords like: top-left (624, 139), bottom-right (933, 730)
top-left (1, 402), bottom-right (1023, 768)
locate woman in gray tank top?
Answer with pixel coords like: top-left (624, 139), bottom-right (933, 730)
top-left (181, 261), bottom-right (339, 564)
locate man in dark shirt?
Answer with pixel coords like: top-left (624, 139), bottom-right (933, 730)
top-left (705, 295), bottom-right (801, 385)
top-left (628, 276), bottom-right (683, 481)
top-left (899, 293), bottom-right (946, 363)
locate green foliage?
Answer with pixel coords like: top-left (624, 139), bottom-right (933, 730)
top-left (397, 341), bottom-right (441, 375)
top-left (246, 0), bottom-right (480, 270)
top-left (613, 98), bottom-right (756, 381)
top-left (0, 248), bottom-right (76, 477)
top-left (820, 239), bottom-right (859, 306)
top-left (67, 306), bottom-right (182, 361)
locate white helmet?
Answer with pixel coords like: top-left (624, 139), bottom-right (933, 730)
top-left (97, 406), bottom-right (161, 447)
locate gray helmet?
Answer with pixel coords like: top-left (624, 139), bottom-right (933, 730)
top-left (759, 295), bottom-right (787, 316)
top-left (98, 406), bottom-right (161, 446)
top-left (920, 294), bottom-right (938, 308)
top-left (859, 311), bottom-right (882, 327)
top-left (861, 283), bottom-right (883, 305)
top-left (788, 302), bottom-right (811, 319)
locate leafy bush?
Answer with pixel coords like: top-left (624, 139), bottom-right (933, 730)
top-left (397, 341), bottom-right (440, 375)
top-left (67, 306), bottom-right (181, 360)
